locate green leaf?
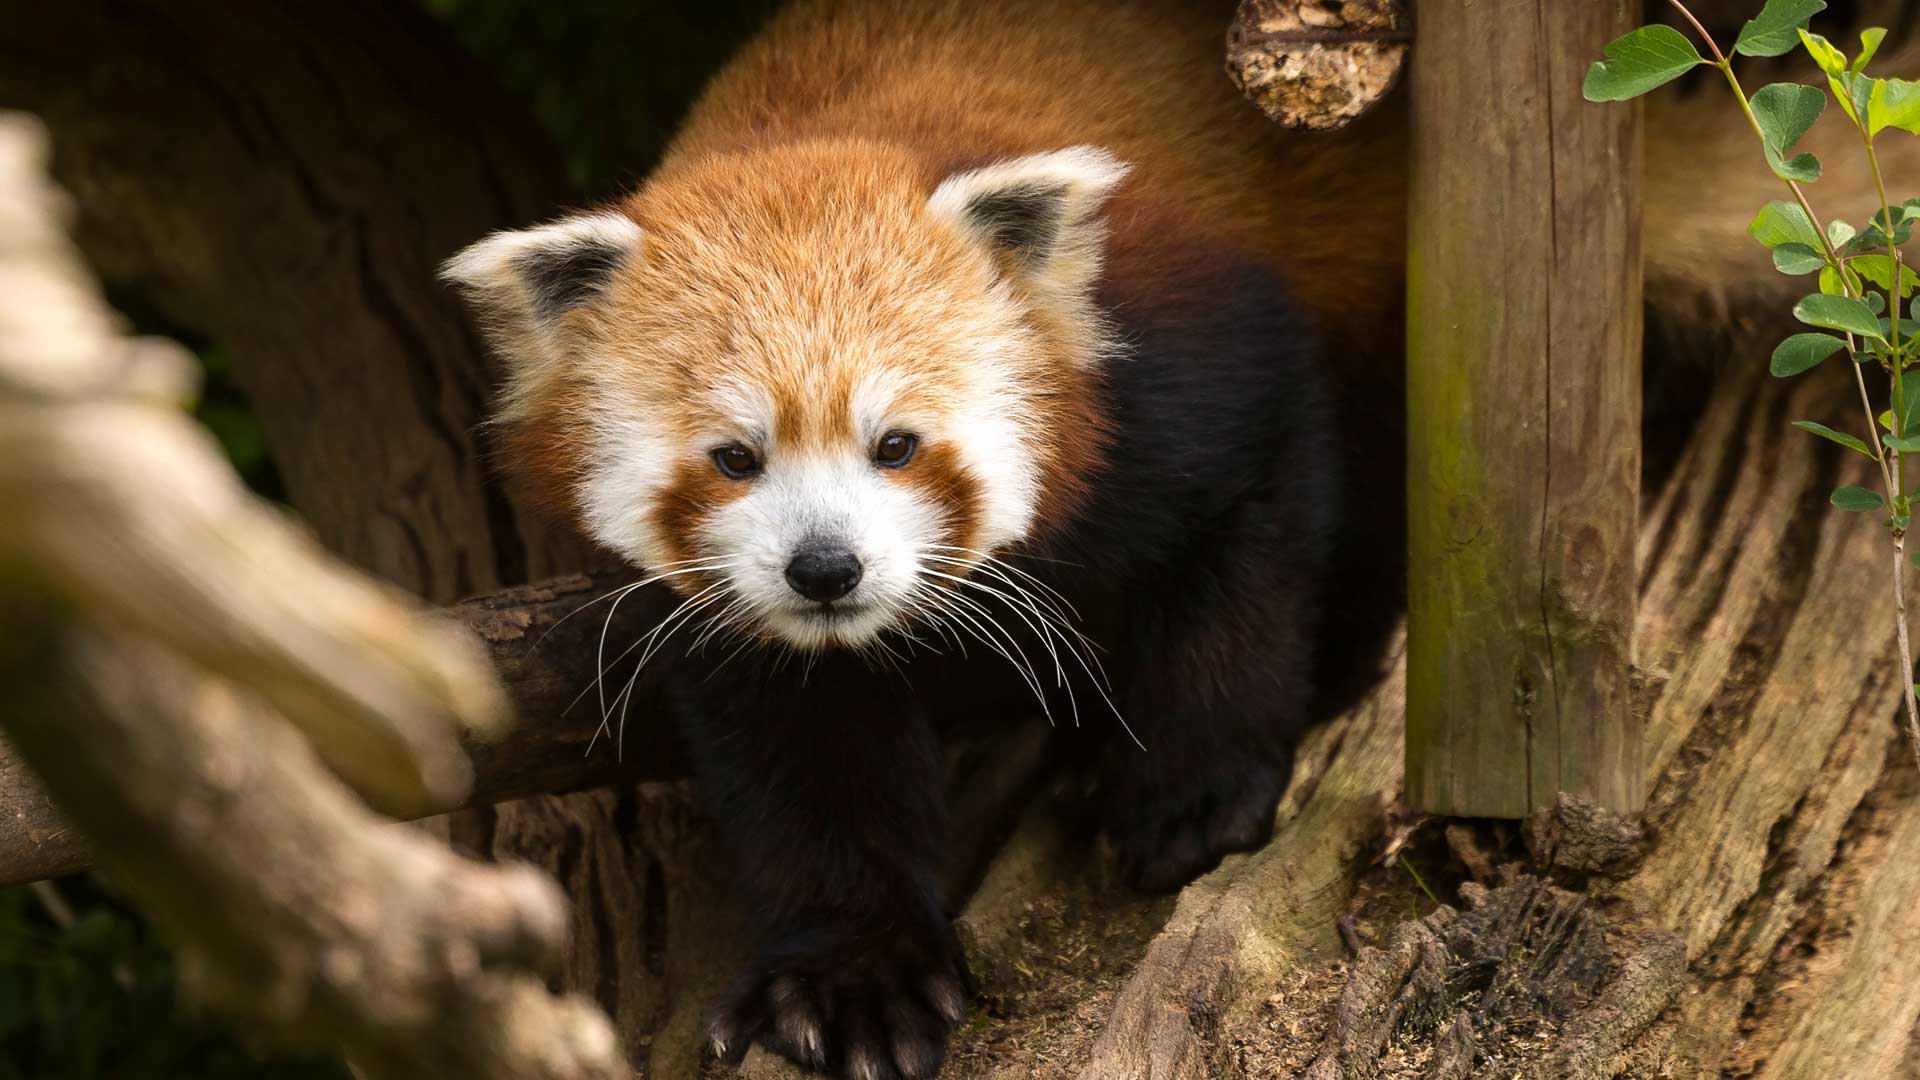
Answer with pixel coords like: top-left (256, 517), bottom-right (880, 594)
top-left (1770, 149), bottom-right (1823, 182)
top-left (1851, 216), bottom-right (1915, 253)
top-left (1771, 332), bottom-right (1848, 375)
top-left (1869, 77), bottom-right (1920, 135)
top-left (1855, 27), bottom-right (1888, 74)
top-left (1799, 29), bottom-right (1849, 77)
top-left (1907, 550), bottom-right (1920, 569)
top-left (1739, 0), bottom-right (1829, 57)
top-left (1799, 423), bottom-right (1878, 458)
top-left (1831, 483), bottom-right (1887, 509)
top-left (1880, 316), bottom-right (1920, 339)
top-left (1852, 73), bottom-right (1880, 125)
top-left (1852, 255), bottom-right (1919, 296)
top-left (1884, 433), bottom-right (1920, 451)
top-left (1829, 220), bottom-right (1857, 248)
top-left (1753, 83), bottom-right (1826, 180)
top-left (1795, 293), bottom-right (1887, 340)
top-left (1799, 30), bottom-right (1864, 122)
top-left (1873, 206), bottom-right (1909, 233)
top-left (1819, 263), bottom-right (1863, 296)
top-left (1897, 375), bottom-right (1920, 434)
top-left (1773, 242), bottom-right (1826, 274)
top-left (1584, 26), bottom-right (1705, 101)
top-left (1750, 201), bottom-right (1823, 249)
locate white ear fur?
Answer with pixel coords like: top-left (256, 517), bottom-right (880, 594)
top-left (440, 211), bottom-right (642, 421)
top-left (927, 145), bottom-right (1130, 292)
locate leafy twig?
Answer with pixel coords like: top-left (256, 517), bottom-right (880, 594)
top-left (1587, 0), bottom-right (1920, 770)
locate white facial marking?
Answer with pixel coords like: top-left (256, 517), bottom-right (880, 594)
top-left (576, 396), bottom-right (681, 570)
top-left (944, 343), bottom-right (1039, 549)
top-left (497, 148), bottom-right (1140, 653)
top-left (702, 446), bottom-right (945, 651)
top-left (572, 315), bottom-right (1052, 651)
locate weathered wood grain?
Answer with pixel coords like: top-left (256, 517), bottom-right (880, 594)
top-left (1405, 0), bottom-right (1645, 818)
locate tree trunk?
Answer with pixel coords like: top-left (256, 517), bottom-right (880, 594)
top-left (0, 0), bottom-right (597, 600)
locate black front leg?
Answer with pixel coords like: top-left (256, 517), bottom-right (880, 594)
top-left (1098, 500), bottom-right (1326, 894)
top-left (679, 651), bottom-right (969, 1080)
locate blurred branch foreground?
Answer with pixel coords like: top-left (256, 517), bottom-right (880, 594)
top-left (0, 112), bottom-right (625, 1079)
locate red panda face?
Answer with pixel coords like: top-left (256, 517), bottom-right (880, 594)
top-left (445, 141), bottom-right (1126, 650)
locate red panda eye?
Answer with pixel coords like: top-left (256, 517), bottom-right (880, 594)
top-left (712, 444), bottom-right (761, 479)
top-left (873, 431), bottom-right (919, 468)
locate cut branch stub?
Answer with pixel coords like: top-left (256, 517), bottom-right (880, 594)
top-left (1225, 0), bottom-right (1412, 131)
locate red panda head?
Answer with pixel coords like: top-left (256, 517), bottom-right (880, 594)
top-left (444, 140), bottom-right (1126, 650)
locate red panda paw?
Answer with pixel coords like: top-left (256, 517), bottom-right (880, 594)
top-left (1108, 760), bottom-right (1286, 894)
top-left (707, 923), bottom-right (971, 1080)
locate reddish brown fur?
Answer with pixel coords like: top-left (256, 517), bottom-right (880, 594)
top-left (493, 0), bottom-right (1899, 553)
top-left (895, 439), bottom-right (985, 556)
top-left (493, 0), bottom-right (1405, 551)
top-left (652, 457), bottom-right (753, 577)
top-left (664, 0), bottom-right (1408, 334)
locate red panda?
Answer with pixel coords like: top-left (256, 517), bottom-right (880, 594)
top-left (443, 3), bottom-right (1909, 1078)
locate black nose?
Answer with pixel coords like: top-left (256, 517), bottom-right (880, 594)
top-left (785, 543), bottom-right (864, 602)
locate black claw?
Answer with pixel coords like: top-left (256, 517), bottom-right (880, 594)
top-left (707, 926), bottom-right (971, 1080)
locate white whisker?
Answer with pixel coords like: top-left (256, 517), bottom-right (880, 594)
top-left (915, 549), bottom-right (1143, 750)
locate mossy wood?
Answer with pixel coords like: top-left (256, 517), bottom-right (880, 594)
top-left (1406, 1), bottom-right (1646, 818)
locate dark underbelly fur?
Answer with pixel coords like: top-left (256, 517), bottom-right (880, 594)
top-left (675, 251), bottom-right (1404, 1077)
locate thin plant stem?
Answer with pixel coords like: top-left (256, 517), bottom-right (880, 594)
top-left (1862, 136), bottom-right (1920, 768)
top-left (1896, 543), bottom-right (1920, 771)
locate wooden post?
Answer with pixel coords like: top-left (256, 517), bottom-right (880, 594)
top-left (1406, 2), bottom-right (1644, 818)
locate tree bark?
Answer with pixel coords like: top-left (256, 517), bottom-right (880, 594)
top-left (1405, 1), bottom-right (1645, 818)
top-left (0, 0), bottom-right (599, 600)
top-left (1224, 0), bottom-right (1410, 132)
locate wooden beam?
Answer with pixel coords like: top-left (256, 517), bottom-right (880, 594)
top-left (1405, 1), bottom-right (1645, 817)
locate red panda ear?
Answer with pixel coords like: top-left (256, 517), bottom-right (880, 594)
top-left (441, 211), bottom-right (642, 419)
top-left (442, 211), bottom-right (642, 323)
top-left (927, 146), bottom-right (1130, 288)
